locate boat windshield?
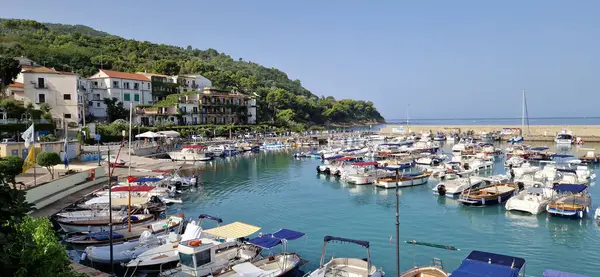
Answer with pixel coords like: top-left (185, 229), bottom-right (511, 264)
top-left (179, 253), bottom-right (195, 268)
top-left (557, 134), bottom-right (572, 139)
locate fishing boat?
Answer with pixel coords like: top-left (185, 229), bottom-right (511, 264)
top-left (307, 236), bottom-right (384, 277)
top-left (131, 220), bottom-right (261, 274)
top-left (458, 183), bottom-right (518, 206)
top-left (216, 229), bottom-right (306, 277)
top-left (546, 184), bottom-right (591, 219)
top-left (555, 130), bottom-right (574, 145)
top-left (375, 171), bottom-right (432, 189)
top-left (82, 215), bottom-right (187, 265)
top-left (168, 145), bottom-right (212, 162)
top-left (505, 184), bottom-right (554, 215)
top-left (450, 251), bottom-right (526, 277)
top-left (56, 213), bottom-right (155, 233)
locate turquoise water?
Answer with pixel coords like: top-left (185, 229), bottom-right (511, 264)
top-left (172, 143), bottom-right (600, 276)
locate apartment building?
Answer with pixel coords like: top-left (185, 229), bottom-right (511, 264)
top-left (137, 72), bottom-right (178, 103)
top-left (169, 74), bottom-right (212, 93)
top-left (87, 69), bottom-right (152, 118)
top-left (6, 63), bottom-right (84, 126)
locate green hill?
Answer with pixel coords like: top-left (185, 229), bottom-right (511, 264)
top-left (0, 18), bottom-right (384, 127)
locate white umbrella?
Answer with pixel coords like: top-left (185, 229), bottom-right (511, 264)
top-left (135, 131), bottom-right (163, 138)
top-left (157, 130), bottom-right (181, 138)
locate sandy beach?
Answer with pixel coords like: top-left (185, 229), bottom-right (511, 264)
top-left (380, 125), bottom-right (600, 138)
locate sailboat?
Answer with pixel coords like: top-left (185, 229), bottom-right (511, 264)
top-left (508, 89), bottom-right (528, 143)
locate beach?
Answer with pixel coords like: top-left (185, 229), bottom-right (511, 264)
top-left (380, 125), bottom-right (600, 139)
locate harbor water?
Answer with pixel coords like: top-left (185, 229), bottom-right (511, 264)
top-left (170, 142), bottom-right (599, 276)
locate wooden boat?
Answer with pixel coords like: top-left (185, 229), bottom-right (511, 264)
top-left (399, 266), bottom-right (448, 277)
top-left (546, 184), bottom-right (591, 219)
top-left (458, 183), bottom-right (518, 206)
top-left (375, 171), bottom-right (432, 189)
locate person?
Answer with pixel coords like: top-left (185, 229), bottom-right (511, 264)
top-left (509, 164), bottom-right (515, 181)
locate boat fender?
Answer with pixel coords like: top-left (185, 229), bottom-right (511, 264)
top-left (586, 207), bottom-right (590, 213)
top-left (579, 211), bottom-right (584, 219)
top-left (188, 240), bottom-right (202, 247)
top-left (498, 196), bottom-right (502, 204)
top-left (80, 252), bottom-right (87, 261)
top-left (482, 198), bottom-right (485, 205)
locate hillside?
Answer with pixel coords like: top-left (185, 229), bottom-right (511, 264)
top-left (0, 18), bottom-right (385, 127)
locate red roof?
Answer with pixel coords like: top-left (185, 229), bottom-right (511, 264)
top-left (8, 82), bottom-right (24, 88)
top-left (111, 186), bottom-right (156, 192)
top-left (95, 69), bottom-right (150, 82)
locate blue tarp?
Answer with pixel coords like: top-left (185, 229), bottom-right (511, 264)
top-left (273, 229), bottom-right (305, 240)
top-left (198, 214), bottom-right (223, 223)
top-left (89, 231), bottom-right (124, 241)
top-left (553, 184), bottom-right (587, 193)
top-left (132, 177), bottom-right (162, 183)
top-left (451, 251), bottom-right (525, 277)
top-left (248, 235), bottom-right (282, 249)
top-left (324, 235), bottom-right (369, 248)
top-left (384, 164), bottom-right (412, 171)
top-left (543, 270), bottom-right (589, 277)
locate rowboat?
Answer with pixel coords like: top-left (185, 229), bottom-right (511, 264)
top-left (375, 171), bottom-right (432, 189)
top-left (458, 183), bottom-right (518, 206)
top-left (546, 184), bottom-right (591, 219)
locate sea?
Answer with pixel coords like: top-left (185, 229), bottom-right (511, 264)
top-left (384, 117), bottom-right (600, 126)
top-left (162, 142), bottom-right (600, 277)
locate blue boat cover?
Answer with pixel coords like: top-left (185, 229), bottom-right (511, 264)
top-left (343, 148), bottom-right (360, 152)
top-left (198, 214), bottom-right (223, 223)
top-left (273, 229), bottom-right (305, 240)
top-left (248, 234), bottom-right (282, 249)
top-left (89, 231), bottom-right (124, 241)
top-left (552, 154), bottom-right (574, 158)
top-left (384, 164), bottom-right (412, 171)
top-left (553, 184), bottom-right (587, 193)
top-left (543, 270), bottom-right (589, 277)
top-left (380, 143), bottom-right (401, 146)
top-left (324, 236), bottom-right (369, 248)
top-left (451, 251), bottom-right (525, 277)
top-left (132, 177), bottom-right (162, 183)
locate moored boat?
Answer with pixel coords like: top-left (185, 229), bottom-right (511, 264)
top-left (307, 236), bottom-right (384, 277)
top-left (458, 183), bottom-right (518, 206)
top-left (450, 250), bottom-right (526, 277)
top-left (375, 171), bottom-right (432, 189)
top-left (546, 184), bottom-right (591, 219)
top-left (168, 145), bottom-right (213, 162)
top-left (505, 185), bottom-right (554, 215)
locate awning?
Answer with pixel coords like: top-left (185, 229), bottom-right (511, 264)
top-left (135, 131), bottom-right (163, 138)
top-left (248, 229), bottom-right (306, 249)
top-left (132, 177), bottom-right (163, 183)
top-left (324, 235), bottom-right (369, 248)
top-left (553, 184), bottom-right (587, 193)
top-left (273, 229), bottom-right (305, 240)
top-left (203, 222), bottom-right (260, 239)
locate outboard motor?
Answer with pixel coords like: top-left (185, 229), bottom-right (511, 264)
top-left (324, 168), bottom-right (331, 175)
top-left (437, 184), bottom-right (447, 196)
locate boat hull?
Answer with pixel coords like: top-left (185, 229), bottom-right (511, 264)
top-left (505, 199), bottom-right (548, 215)
top-left (376, 175), bottom-right (430, 189)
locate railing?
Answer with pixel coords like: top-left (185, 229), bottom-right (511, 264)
top-left (34, 84), bottom-right (47, 89)
top-left (0, 118), bottom-right (51, 124)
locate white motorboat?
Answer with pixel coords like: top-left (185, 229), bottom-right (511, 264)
top-left (56, 213), bottom-right (155, 233)
top-left (433, 176), bottom-right (485, 197)
top-left (451, 138), bottom-right (474, 156)
top-left (308, 236), bottom-right (384, 277)
top-left (512, 163), bottom-right (540, 179)
top-left (504, 156), bottom-right (525, 168)
top-left (131, 220), bottom-right (261, 274)
top-left (505, 184), bottom-right (554, 214)
top-left (341, 162), bottom-right (393, 185)
top-left (595, 207), bottom-right (600, 220)
top-left (169, 145), bottom-right (212, 162)
top-left (555, 130), bottom-right (573, 145)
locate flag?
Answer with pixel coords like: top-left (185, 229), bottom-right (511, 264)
top-left (22, 146), bottom-right (35, 173)
top-left (22, 123), bottom-right (34, 149)
top-left (63, 139), bottom-right (69, 169)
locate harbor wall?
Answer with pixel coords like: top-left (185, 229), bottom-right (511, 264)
top-left (380, 125), bottom-right (600, 138)
top-left (26, 166), bottom-right (107, 211)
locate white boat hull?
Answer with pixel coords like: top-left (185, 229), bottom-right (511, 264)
top-left (376, 175), bottom-right (430, 189)
top-left (168, 152), bottom-right (212, 162)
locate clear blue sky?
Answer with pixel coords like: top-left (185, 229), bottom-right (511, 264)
top-left (2, 0), bottom-right (599, 119)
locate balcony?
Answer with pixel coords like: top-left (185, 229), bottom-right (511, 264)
top-left (33, 84), bottom-right (47, 89)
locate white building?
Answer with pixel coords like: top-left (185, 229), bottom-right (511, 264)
top-left (87, 69), bottom-right (152, 118)
top-left (247, 98), bottom-right (257, 124)
top-left (7, 65), bottom-right (84, 126)
top-left (169, 74), bottom-right (212, 93)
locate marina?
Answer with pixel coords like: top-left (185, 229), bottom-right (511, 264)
top-left (53, 135), bottom-right (600, 276)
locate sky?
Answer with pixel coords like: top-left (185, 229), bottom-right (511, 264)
top-left (2, 1), bottom-right (599, 119)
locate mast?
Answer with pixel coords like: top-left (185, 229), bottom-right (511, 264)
top-left (521, 89), bottom-right (525, 136)
top-left (128, 102), bottom-right (133, 232)
top-left (406, 104), bottom-right (410, 133)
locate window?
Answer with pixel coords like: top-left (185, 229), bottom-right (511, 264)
top-left (63, 94), bottom-right (71, 100)
top-left (38, 94), bottom-right (46, 103)
top-left (134, 94), bottom-right (140, 102)
top-left (148, 83), bottom-right (150, 89)
top-left (134, 83), bottom-right (139, 90)
top-left (38, 78), bottom-right (45, 88)
top-left (113, 81), bottom-right (119, 88)
top-left (96, 102), bottom-right (100, 107)
top-left (93, 81), bottom-right (98, 87)
top-left (195, 249), bottom-right (211, 267)
top-left (124, 93), bottom-right (131, 101)
top-left (179, 253), bottom-right (195, 268)
top-left (64, 114), bottom-right (72, 119)
top-left (124, 82), bottom-right (130, 89)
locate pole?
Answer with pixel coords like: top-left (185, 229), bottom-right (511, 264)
top-left (32, 123), bottom-right (37, 187)
top-left (395, 168), bottom-right (400, 276)
top-left (128, 102), bottom-right (133, 232)
top-left (107, 149), bottom-right (114, 275)
top-left (97, 138), bottom-right (101, 166)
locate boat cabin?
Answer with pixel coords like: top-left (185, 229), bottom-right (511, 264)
top-left (178, 240), bottom-right (218, 275)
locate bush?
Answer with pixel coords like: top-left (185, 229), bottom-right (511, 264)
top-left (36, 152), bottom-right (62, 179)
top-left (38, 134), bottom-right (57, 142)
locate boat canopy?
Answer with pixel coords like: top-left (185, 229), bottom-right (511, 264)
top-left (89, 231), bottom-right (124, 241)
top-left (343, 148), bottom-right (360, 152)
top-left (203, 222), bottom-right (260, 239)
top-left (324, 235), bottom-right (369, 248)
top-left (451, 251), bottom-right (525, 277)
top-left (380, 143), bottom-right (401, 146)
top-left (542, 269), bottom-right (589, 277)
top-left (384, 164), bottom-right (412, 171)
top-left (553, 184), bottom-right (587, 193)
top-left (198, 214), bottom-right (223, 223)
top-left (352, 162), bottom-right (378, 167)
top-left (111, 186), bottom-right (156, 192)
top-left (247, 229), bottom-right (305, 249)
top-left (131, 177), bottom-right (163, 183)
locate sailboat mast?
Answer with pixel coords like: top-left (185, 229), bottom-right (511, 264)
top-left (521, 89), bottom-right (525, 135)
top-left (128, 102), bottom-right (133, 232)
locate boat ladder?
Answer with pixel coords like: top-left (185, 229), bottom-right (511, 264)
top-left (432, 257), bottom-right (443, 269)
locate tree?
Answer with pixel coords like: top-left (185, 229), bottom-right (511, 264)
top-left (153, 60), bottom-right (180, 76)
top-left (276, 109), bottom-right (296, 126)
top-left (36, 152), bottom-right (61, 179)
top-left (0, 156), bottom-right (24, 188)
top-left (0, 56), bottom-right (21, 95)
top-left (39, 102), bottom-right (51, 114)
top-left (103, 97), bottom-right (128, 122)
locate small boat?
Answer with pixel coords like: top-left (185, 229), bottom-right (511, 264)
top-left (507, 136), bottom-right (524, 143)
top-left (375, 171), bottom-right (432, 189)
top-left (399, 266), bottom-right (447, 277)
top-left (217, 229), bottom-right (306, 277)
top-left (56, 213), bottom-right (155, 233)
top-left (546, 184), bottom-right (591, 219)
top-left (450, 251), bottom-right (526, 277)
top-left (433, 176), bottom-right (485, 197)
top-left (433, 134), bottom-right (446, 141)
top-left (168, 145), bottom-right (213, 162)
top-left (555, 129), bottom-right (574, 145)
top-left (543, 269), bottom-right (589, 277)
top-left (458, 183), bottom-right (518, 206)
top-left (307, 236), bottom-right (384, 277)
top-left (505, 184), bottom-right (554, 215)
